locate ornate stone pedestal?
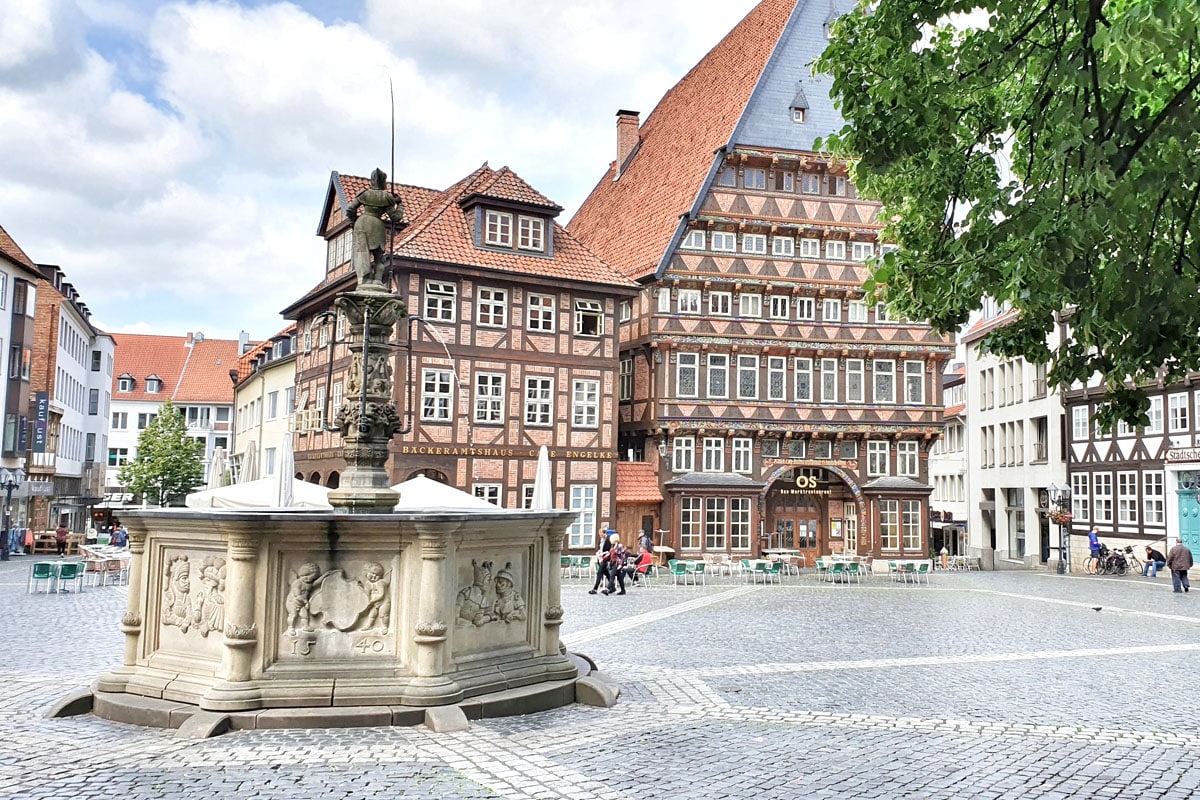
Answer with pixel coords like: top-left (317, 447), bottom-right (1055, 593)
top-left (91, 506), bottom-right (596, 730)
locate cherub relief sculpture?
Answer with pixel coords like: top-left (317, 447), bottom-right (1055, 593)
top-left (285, 562), bottom-right (325, 636)
top-left (455, 559), bottom-right (494, 628)
top-left (359, 561), bottom-right (391, 634)
top-left (491, 562), bottom-right (526, 624)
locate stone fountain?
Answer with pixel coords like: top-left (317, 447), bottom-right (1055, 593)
top-left (59, 169), bottom-right (615, 737)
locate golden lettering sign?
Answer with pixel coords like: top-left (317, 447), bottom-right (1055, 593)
top-left (398, 445), bottom-right (616, 460)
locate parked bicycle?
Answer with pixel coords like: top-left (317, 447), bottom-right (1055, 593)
top-left (1084, 544), bottom-right (1107, 575)
top-left (1096, 545), bottom-right (1129, 576)
top-left (1120, 545), bottom-right (1144, 576)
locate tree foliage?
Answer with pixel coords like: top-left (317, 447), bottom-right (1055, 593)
top-left (118, 399), bottom-right (206, 507)
top-left (817, 0), bottom-right (1200, 427)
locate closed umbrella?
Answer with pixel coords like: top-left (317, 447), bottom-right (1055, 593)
top-left (206, 447), bottom-right (228, 490)
top-left (531, 445), bottom-right (553, 510)
top-left (275, 433), bottom-right (295, 507)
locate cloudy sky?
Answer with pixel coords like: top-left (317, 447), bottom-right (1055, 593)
top-left (0, 0), bottom-right (761, 341)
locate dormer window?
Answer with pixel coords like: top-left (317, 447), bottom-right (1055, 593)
top-left (146, 375), bottom-right (163, 393)
top-left (791, 82), bottom-right (810, 125)
top-left (485, 210), bottom-right (513, 247)
top-left (117, 374), bottom-right (134, 393)
top-left (792, 108), bottom-right (806, 124)
top-left (575, 299), bottom-right (603, 337)
top-left (518, 216), bottom-right (545, 251)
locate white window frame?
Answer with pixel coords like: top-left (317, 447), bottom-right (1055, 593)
top-left (732, 437), bottom-right (753, 474)
top-left (867, 441), bottom-right (889, 476)
top-left (1144, 471), bottom-right (1164, 524)
top-left (574, 299), bottom-right (604, 337)
top-left (619, 358), bottom-right (633, 401)
top-left (736, 355), bottom-right (759, 400)
top-left (779, 171), bottom-right (795, 192)
top-left (1169, 393), bottom-right (1189, 433)
top-left (820, 358), bottom-right (838, 403)
top-left (524, 376), bottom-right (553, 426)
top-left (768, 356), bottom-right (787, 401)
top-left (677, 353), bottom-right (699, 399)
top-left (678, 289), bottom-right (702, 314)
top-left (801, 173), bottom-right (821, 194)
top-left (572, 379), bottom-right (600, 428)
top-left (527, 293), bottom-right (555, 332)
top-left (711, 232), bottom-right (737, 252)
top-left (851, 242), bottom-right (874, 261)
top-left (517, 215), bottom-right (545, 251)
top-left (873, 360), bottom-right (896, 404)
top-left (567, 485), bottom-right (597, 548)
top-left (904, 361), bottom-right (925, 405)
top-left (772, 236), bottom-right (794, 257)
top-left (799, 238), bottom-right (820, 258)
top-left (425, 280), bottom-right (456, 322)
top-left (739, 293), bottom-right (762, 318)
top-left (680, 497), bottom-right (702, 549)
top-left (1072, 406), bottom-right (1089, 440)
top-left (822, 299), bottom-right (841, 322)
top-left (709, 292), bottom-right (732, 316)
top-left (707, 354), bottom-right (729, 400)
top-left (473, 483), bottom-right (502, 507)
top-left (485, 210), bottom-right (513, 247)
top-left (421, 368), bottom-right (454, 422)
top-left (796, 297), bottom-right (815, 320)
top-left (1093, 472), bottom-right (1113, 523)
top-left (1117, 471), bottom-right (1138, 524)
top-left (901, 499), bottom-right (921, 550)
top-left (673, 436), bottom-right (695, 473)
top-left (474, 372), bottom-right (505, 424)
top-left (742, 234), bottom-right (767, 254)
top-left (1071, 473), bottom-right (1090, 522)
top-left (681, 230), bottom-right (705, 250)
top-left (705, 497), bottom-right (728, 550)
top-left (846, 359), bottom-right (864, 403)
top-left (1147, 396), bottom-right (1163, 434)
top-left (477, 287), bottom-right (508, 327)
top-left (880, 500), bottom-right (899, 550)
top-left (744, 167), bottom-right (766, 189)
top-left (769, 295), bottom-right (790, 319)
top-left (702, 437), bottom-right (724, 472)
top-left (794, 357), bottom-right (813, 402)
top-left (825, 240), bottom-right (846, 260)
top-left (897, 441), bottom-right (919, 477)
top-left (848, 300), bottom-right (868, 322)
top-left (731, 498), bottom-right (752, 549)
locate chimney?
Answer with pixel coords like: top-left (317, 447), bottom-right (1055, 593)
top-left (615, 109), bottom-right (640, 180)
top-left (185, 331), bottom-right (194, 346)
top-left (238, 330), bottom-right (250, 355)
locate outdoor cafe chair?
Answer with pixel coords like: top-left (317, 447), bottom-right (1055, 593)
top-left (668, 559), bottom-right (689, 585)
top-left (575, 555), bottom-right (594, 579)
top-left (814, 557), bottom-right (829, 582)
top-left (56, 562), bottom-right (84, 593)
top-left (827, 561), bottom-right (847, 584)
top-left (690, 561), bottom-right (707, 585)
top-left (761, 560), bottom-right (782, 584)
top-left (914, 562), bottom-right (931, 584)
top-left (104, 557), bottom-right (130, 586)
top-left (843, 561), bottom-right (862, 584)
top-left (28, 562), bottom-right (56, 594)
top-left (560, 556), bottom-right (573, 579)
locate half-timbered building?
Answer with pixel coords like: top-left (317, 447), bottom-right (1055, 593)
top-left (568, 0), bottom-right (954, 562)
top-left (284, 166), bottom-right (637, 550)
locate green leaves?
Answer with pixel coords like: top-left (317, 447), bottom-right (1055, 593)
top-left (816, 0), bottom-right (1200, 422)
top-left (117, 399), bottom-right (206, 507)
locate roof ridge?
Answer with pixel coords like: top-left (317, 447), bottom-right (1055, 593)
top-left (0, 223), bottom-right (38, 270)
top-left (394, 165), bottom-right (495, 249)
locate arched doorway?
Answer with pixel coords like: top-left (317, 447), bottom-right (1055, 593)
top-left (763, 466), bottom-right (861, 561)
top-left (308, 471), bottom-right (321, 484)
top-left (326, 471), bottom-right (340, 489)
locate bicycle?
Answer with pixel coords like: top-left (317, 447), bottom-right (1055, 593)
top-left (1097, 547), bottom-right (1128, 576)
top-left (1085, 545), bottom-right (1107, 575)
top-left (1120, 546), bottom-right (1144, 576)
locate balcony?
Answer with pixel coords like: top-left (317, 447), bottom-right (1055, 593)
top-left (1031, 441), bottom-right (1048, 463)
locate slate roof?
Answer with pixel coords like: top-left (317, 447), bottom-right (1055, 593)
top-left (567, 0), bottom-right (855, 282)
top-left (663, 472), bottom-right (765, 489)
top-left (616, 462), bottom-right (664, 503)
top-left (111, 333), bottom-right (242, 404)
top-left (342, 165), bottom-right (634, 288)
top-left (861, 476), bottom-right (931, 492)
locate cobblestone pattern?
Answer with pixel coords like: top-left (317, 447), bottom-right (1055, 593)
top-left (2, 556), bottom-right (1199, 799)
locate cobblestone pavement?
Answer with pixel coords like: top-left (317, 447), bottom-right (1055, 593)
top-left (2, 554), bottom-right (1199, 799)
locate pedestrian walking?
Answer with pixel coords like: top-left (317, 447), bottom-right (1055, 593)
top-left (1166, 540), bottom-right (1193, 593)
top-left (588, 529), bottom-right (615, 595)
top-left (54, 523), bottom-right (69, 557)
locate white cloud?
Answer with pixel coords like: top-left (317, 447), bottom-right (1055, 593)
top-left (0, 0), bottom-right (759, 340)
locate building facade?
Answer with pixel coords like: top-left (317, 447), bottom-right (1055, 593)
top-left (284, 167), bottom-right (637, 549)
top-left (0, 225), bottom-right (44, 531)
top-left (928, 365), bottom-right (968, 555)
top-left (567, 0), bottom-right (953, 561)
top-left (231, 327), bottom-right (297, 483)
top-left (27, 264), bottom-right (115, 531)
top-left (962, 306), bottom-right (1067, 569)
top-left (103, 332), bottom-right (242, 512)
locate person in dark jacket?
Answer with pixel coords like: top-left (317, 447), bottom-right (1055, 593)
top-left (1142, 546), bottom-right (1167, 578)
top-left (1166, 541), bottom-right (1194, 593)
top-left (589, 530), bottom-right (615, 595)
top-left (603, 533), bottom-right (628, 595)
top-left (54, 524), bottom-right (69, 557)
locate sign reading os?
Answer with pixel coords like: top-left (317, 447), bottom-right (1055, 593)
top-left (795, 473), bottom-right (821, 490)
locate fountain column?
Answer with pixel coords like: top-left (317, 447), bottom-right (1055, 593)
top-left (407, 530), bottom-right (461, 704)
top-left (542, 525), bottom-right (565, 658)
top-left (220, 532), bottom-right (260, 682)
top-left (119, 526), bottom-right (147, 666)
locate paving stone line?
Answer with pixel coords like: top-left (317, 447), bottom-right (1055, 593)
top-left (561, 586), bottom-right (756, 647)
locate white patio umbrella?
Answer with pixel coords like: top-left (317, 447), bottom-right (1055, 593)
top-left (275, 433), bottom-right (295, 507)
top-left (531, 445), bottom-right (553, 510)
top-left (390, 475), bottom-right (500, 510)
top-left (206, 447), bottom-right (229, 490)
top-left (242, 440), bottom-right (258, 483)
top-left (185, 478), bottom-right (332, 509)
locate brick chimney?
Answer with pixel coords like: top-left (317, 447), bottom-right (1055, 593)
top-left (615, 109), bottom-right (640, 180)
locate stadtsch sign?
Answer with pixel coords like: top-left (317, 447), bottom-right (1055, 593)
top-left (1166, 447), bottom-right (1200, 463)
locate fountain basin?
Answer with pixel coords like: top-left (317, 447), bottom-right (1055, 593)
top-left (92, 507), bottom-right (588, 727)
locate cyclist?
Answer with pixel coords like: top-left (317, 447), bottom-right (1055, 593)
top-left (1142, 546), bottom-right (1167, 578)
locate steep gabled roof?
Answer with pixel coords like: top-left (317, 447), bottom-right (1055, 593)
top-left (111, 334), bottom-right (241, 405)
top-left (567, 0), bottom-right (856, 281)
top-left (0, 223), bottom-right (41, 276)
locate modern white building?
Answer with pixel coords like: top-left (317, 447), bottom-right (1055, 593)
top-left (963, 303), bottom-right (1068, 569)
top-left (103, 332), bottom-right (243, 511)
top-left (231, 327), bottom-right (297, 484)
top-left (929, 363), bottom-right (968, 555)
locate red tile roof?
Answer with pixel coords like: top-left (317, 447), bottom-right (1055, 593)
top-left (943, 403), bottom-right (966, 418)
top-left (339, 166), bottom-right (635, 288)
top-left (111, 333), bottom-right (242, 404)
top-left (234, 324), bottom-right (296, 384)
top-left (617, 462), bottom-right (664, 503)
top-left (0, 223), bottom-right (38, 272)
top-left (962, 309), bottom-right (1019, 344)
top-left (337, 177), bottom-right (442, 229)
top-left (567, 0), bottom-right (800, 280)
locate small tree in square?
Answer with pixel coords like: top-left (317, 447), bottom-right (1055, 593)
top-left (118, 399), bottom-right (206, 507)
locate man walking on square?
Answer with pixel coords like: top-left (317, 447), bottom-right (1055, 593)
top-left (1166, 540), bottom-right (1193, 593)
